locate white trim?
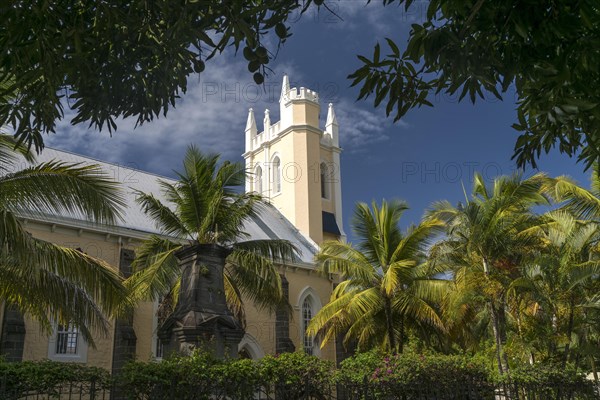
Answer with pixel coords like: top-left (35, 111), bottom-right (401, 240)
top-left (296, 286), bottom-right (322, 356)
top-left (270, 153), bottom-right (282, 195)
top-left (320, 161), bottom-right (331, 200)
top-left (47, 323), bottom-right (88, 363)
top-left (253, 164), bottom-right (263, 194)
top-left (296, 286), bottom-right (323, 310)
top-left (238, 333), bottom-right (265, 359)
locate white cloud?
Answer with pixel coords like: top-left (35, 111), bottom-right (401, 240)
top-left (46, 56), bottom-right (304, 177)
top-left (43, 48), bottom-right (405, 171)
top-left (334, 98), bottom-right (409, 151)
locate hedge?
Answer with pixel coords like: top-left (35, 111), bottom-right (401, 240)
top-left (0, 351), bottom-right (597, 399)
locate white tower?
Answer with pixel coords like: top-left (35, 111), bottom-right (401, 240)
top-left (242, 75), bottom-right (345, 244)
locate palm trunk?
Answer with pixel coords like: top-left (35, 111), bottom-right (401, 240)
top-left (489, 300), bottom-right (510, 374)
top-left (398, 316), bottom-right (405, 354)
top-left (484, 258), bottom-right (509, 375)
top-left (497, 301), bottom-right (510, 374)
top-left (550, 310), bottom-right (559, 356)
top-left (562, 295), bottom-right (575, 367)
top-left (590, 355), bottom-right (599, 383)
top-left (384, 297), bottom-right (397, 354)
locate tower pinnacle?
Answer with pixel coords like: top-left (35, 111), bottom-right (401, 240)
top-left (326, 103), bottom-right (338, 127)
top-left (325, 103), bottom-right (339, 147)
top-left (280, 74), bottom-right (290, 102)
top-left (245, 108), bottom-right (257, 132)
top-left (245, 108), bottom-right (257, 151)
top-left (263, 109), bottom-right (271, 139)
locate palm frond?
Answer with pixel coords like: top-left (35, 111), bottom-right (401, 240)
top-left (1, 161), bottom-right (125, 224)
top-left (231, 239), bottom-right (299, 264)
top-left (0, 134), bottom-right (34, 172)
top-left (547, 175), bottom-right (600, 219)
top-left (126, 236), bottom-right (182, 303)
top-left (226, 248), bottom-right (286, 312)
top-left (0, 233), bottom-right (129, 345)
top-left (134, 189), bottom-right (189, 238)
top-left (316, 240), bottom-right (375, 284)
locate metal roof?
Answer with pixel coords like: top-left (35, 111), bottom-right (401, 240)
top-left (19, 148), bottom-right (318, 264)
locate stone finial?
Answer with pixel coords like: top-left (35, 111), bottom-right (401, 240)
top-left (245, 108), bottom-right (257, 152)
top-left (325, 103), bottom-right (339, 147)
top-left (326, 103), bottom-right (338, 127)
top-left (280, 74), bottom-right (290, 102)
top-left (264, 109), bottom-right (271, 138)
top-left (245, 108), bottom-right (257, 132)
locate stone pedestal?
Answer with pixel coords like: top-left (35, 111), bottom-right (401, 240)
top-left (158, 244), bottom-right (244, 358)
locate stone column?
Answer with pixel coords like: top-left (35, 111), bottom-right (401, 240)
top-left (0, 304), bottom-right (25, 362)
top-left (159, 244), bottom-right (244, 359)
top-left (275, 275), bottom-right (295, 354)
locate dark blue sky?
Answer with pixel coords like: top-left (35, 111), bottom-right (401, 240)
top-left (47, 1), bottom-right (591, 243)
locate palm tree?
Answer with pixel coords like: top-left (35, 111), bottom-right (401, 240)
top-left (125, 146), bottom-right (298, 328)
top-left (514, 211), bottom-right (600, 365)
top-left (546, 164), bottom-right (600, 219)
top-left (307, 200), bottom-right (447, 354)
top-left (427, 172), bottom-right (550, 375)
top-left (0, 134), bottom-right (128, 344)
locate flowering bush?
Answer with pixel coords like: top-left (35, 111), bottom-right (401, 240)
top-left (339, 351), bottom-right (494, 398)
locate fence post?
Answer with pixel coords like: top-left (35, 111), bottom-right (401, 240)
top-left (362, 376), bottom-right (369, 400)
top-left (90, 378), bottom-right (96, 400)
top-left (0, 372), bottom-right (5, 396)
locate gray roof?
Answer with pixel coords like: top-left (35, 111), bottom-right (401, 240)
top-left (20, 148), bottom-right (318, 264)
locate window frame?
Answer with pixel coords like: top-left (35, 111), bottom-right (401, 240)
top-left (47, 322), bottom-right (88, 363)
top-left (271, 156), bottom-right (282, 195)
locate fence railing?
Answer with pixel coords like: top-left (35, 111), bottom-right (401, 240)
top-left (0, 377), bottom-right (598, 400)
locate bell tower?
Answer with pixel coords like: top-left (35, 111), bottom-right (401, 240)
top-left (243, 75), bottom-right (345, 244)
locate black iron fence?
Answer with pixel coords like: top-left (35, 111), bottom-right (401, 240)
top-left (0, 377), bottom-right (598, 400)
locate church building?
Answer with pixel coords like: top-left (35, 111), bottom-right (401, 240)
top-left (0, 76), bottom-right (347, 373)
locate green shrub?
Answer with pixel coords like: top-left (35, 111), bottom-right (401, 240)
top-left (497, 363), bottom-right (598, 400)
top-left (117, 350), bottom-right (334, 400)
top-left (259, 351), bottom-right (335, 399)
top-left (117, 350), bottom-right (221, 399)
top-left (0, 359), bottom-right (109, 397)
top-left (339, 351), bottom-right (494, 399)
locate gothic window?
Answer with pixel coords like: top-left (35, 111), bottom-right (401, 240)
top-left (153, 295), bottom-right (171, 360)
top-left (238, 347), bottom-right (252, 359)
top-left (302, 297), bottom-right (314, 355)
top-left (272, 157), bottom-right (281, 194)
top-left (155, 337), bottom-right (164, 359)
top-left (255, 165), bottom-right (263, 194)
top-left (320, 162), bottom-right (330, 199)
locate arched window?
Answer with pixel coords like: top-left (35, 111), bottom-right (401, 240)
top-left (237, 333), bottom-right (265, 359)
top-left (238, 347), bottom-right (252, 359)
top-left (302, 297), bottom-right (314, 355)
top-left (297, 287), bottom-right (322, 356)
top-left (320, 162), bottom-right (330, 199)
top-left (254, 165), bottom-right (263, 194)
top-left (272, 156), bottom-right (281, 194)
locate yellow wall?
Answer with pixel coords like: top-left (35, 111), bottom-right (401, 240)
top-left (18, 222), bottom-right (123, 369)
top-left (241, 265), bottom-right (335, 360)
top-left (12, 221), bottom-right (337, 368)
